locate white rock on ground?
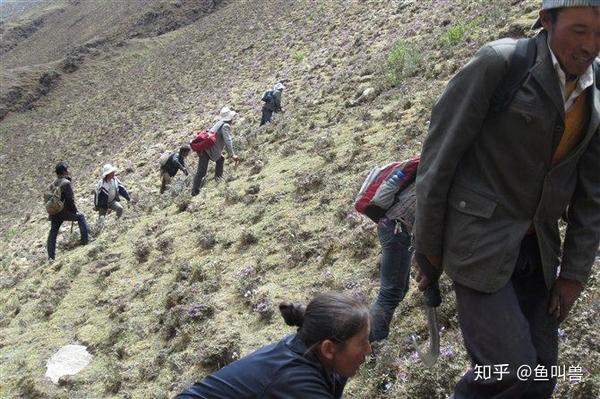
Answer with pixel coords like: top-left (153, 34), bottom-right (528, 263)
top-left (45, 345), bottom-right (92, 384)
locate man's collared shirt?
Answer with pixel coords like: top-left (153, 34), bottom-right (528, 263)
top-left (547, 41), bottom-right (594, 111)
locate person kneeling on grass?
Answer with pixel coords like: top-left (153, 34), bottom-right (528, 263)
top-left (176, 292), bottom-right (372, 399)
top-left (160, 145), bottom-right (191, 194)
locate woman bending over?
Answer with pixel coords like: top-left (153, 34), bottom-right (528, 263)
top-left (176, 292), bottom-right (372, 398)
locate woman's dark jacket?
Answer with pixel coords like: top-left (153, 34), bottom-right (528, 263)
top-left (176, 334), bottom-right (346, 399)
top-left (163, 153), bottom-right (187, 177)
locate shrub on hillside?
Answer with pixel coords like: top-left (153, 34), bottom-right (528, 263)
top-left (252, 295), bottom-right (274, 322)
top-left (16, 373), bottom-right (48, 399)
top-left (280, 141), bottom-right (300, 157)
top-left (134, 239), bottom-right (152, 263)
top-left (102, 363), bottom-right (122, 394)
top-left (196, 228), bottom-right (217, 250)
top-left (200, 333), bottom-right (241, 370)
top-left (291, 50), bottom-right (306, 63)
top-left (443, 19), bottom-right (481, 45)
top-left (236, 265), bottom-right (261, 302)
top-left (385, 40), bottom-right (422, 86)
top-left (157, 235), bottom-right (174, 254)
top-left (224, 186), bottom-right (242, 205)
top-left (175, 193), bottom-right (191, 213)
top-left (0, 296), bottom-right (20, 327)
top-left (239, 229), bottom-right (258, 247)
top-left (163, 303), bottom-right (215, 342)
top-left (294, 172), bottom-right (324, 194)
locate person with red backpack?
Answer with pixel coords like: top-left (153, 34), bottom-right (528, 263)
top-left (46, 161), bottom-right (89, 260)
top-left (354, 159), bottom-right (418, 342)
top-left (191, 107), bottom-right (240, 196)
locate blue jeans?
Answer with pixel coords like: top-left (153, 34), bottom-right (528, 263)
top-left (370, 218), bottom-right (413, 342)
top-left (47, 212), bottom-right (89, 260)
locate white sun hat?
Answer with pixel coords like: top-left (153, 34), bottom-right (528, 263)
top-left (101, 163), bottom-right (118, 178)
top-left (219, 106), bottom-right (237, 122)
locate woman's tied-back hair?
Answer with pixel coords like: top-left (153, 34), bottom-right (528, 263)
top-left (279, 292), bottom-right (370, 349)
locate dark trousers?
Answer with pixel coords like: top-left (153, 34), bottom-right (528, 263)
top-left (191, 152), bottom-right (224, 195)
top-left (47, 212), bottom-right (89, 260)
top-left (370, 219), bottom-right (413, 342)
top-left (453, 234), bottom-right (558, 399)
top-left (260, 108), bottom-right (273, 126)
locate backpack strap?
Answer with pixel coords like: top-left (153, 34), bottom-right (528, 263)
top-left (210, 120), bottom-right (225, 134)
top-left (490, 38), bottom-right (537, 113)
top-left (55, 177), bottom-right (68, 189)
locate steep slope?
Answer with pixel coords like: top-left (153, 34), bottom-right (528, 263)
top-left (1, 0), bottom-right (598, 398)
top-left (0, 0), bottom-right (224, 120)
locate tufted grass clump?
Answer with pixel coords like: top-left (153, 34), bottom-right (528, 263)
top-left (385, 40), bottom-right (422, 86)
top-left (443, 18), bottom-right (481, 45)
top-left (134, 238), bottom-right (152, 263)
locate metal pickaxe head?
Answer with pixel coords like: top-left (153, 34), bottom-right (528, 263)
top-left (411, 282), bottom-right (441, 368)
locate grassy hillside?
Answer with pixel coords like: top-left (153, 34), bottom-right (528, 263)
top-left (1, 0), bottom-right (598, 398)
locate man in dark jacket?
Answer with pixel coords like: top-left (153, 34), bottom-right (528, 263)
top-left (160, 145), bottom-right (190, 194)
top-left (414, 2), bottom-right (600, 398)
top-left (47, 162), bottom-right (89, 260)
top-left (260, 82), bottom-right (285, 126)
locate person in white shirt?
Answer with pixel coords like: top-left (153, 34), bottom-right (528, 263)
top-left (95, 164), bottom-right (130, 228)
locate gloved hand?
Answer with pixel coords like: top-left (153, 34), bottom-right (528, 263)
top-left (184, 169), bottom-right (189, 176)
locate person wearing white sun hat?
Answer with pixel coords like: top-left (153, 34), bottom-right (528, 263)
top-left (94, 163), bottom-right (130, 228)
top-left (260, 81), bottom-right (286, 126)
top-left (191, 106), bottom-right (240, 196)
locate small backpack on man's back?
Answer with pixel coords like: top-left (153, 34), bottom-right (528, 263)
top-left (261, 90), bottom-right (274, 104)
top-left (354, 158), bottom-right (419, 223)
top-left (159, 151), bottom-right (172, 167)
top-left (190, 130), bottom-right (218, 153)
top-left (44, 179), bottom-right (66, 216)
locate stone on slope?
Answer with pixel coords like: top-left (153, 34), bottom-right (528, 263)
top-left (45, 344), bottom-right (92, 385)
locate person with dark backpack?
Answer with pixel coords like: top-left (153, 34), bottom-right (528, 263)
top-left (191, 107), bottom-right (240, 196)
top-left (414, 2), bottom-right (600, 397)
top-left (260, 82), bottom-right (285, 126)
top-left (46, 161), bottom-right (89, 260)
top-left (160, 144), bottom-right (190, 194)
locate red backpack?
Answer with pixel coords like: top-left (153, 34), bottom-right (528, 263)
top-left (354, 158), bottom-right (419, 223)
top-left (190, 130), bottom-right (217, 153)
